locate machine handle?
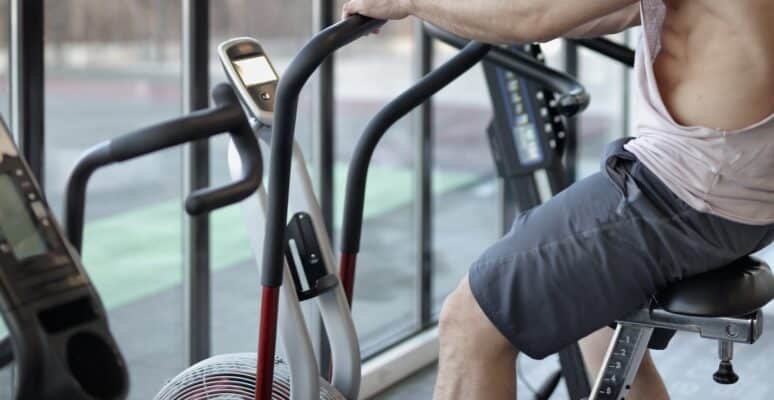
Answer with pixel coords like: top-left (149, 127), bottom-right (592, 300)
top-left (423, 23), bottom-right (590, 117)
top-left (260, 14), bottom-right (384, 288)
top-left (64, 83), bottom-right (261, 252)
top-left (567, 37), bottom-right (634, 68)
top-left (254, 14), bottom-right (383, 400)
top-left (339, 41), bottom-right (491, 255)
top-left (184, 86), bottom-right (262, 214)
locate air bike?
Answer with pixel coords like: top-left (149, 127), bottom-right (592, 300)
top-left (0, 82), bottom-right (263, 399)
top-left (153, 14), bottom-right (586, 400)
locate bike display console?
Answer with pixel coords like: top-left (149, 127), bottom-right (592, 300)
top-left (485, 44), bottom-right (568, 177)
top-left (0, 118), bottom-right (127, 400)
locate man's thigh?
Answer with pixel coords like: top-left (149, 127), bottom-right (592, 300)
top-left (468, 157), bottom-right (774, 359)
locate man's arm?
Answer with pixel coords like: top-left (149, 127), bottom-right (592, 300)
top-left (342, 0), bottom-right (640, 43)
top-left (563, 3), bottom-right (640, 39)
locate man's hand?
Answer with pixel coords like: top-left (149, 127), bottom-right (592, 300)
top-left (341, 0), bottom-right (414, 21)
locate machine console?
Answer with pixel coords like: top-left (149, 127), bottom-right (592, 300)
top-left (218, 37), bottom-right (279, 126)
top-left (0, 118), bottom-right (127, 400)
top-left (485, 44), bottom-right (568, 177)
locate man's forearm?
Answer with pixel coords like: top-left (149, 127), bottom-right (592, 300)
top-left (408, 0), bottom-right (639, 43)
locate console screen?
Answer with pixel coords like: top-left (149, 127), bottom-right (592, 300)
top-left (234, 56), bottom-right (277, 86)
top-left (0, 175), bottom-right (48, 260)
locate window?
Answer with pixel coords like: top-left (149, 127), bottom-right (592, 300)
top-left (430, 43), bottom-right (498, 315)
top-left (44, 2), bottom-right (184, 397)
top-left (573, 34), bottom-right (631, 178)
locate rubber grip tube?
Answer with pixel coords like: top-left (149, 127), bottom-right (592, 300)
top-left (423, 23), bottom-right (590, 117)
top-left (340, 41), bottom-right (491, 257)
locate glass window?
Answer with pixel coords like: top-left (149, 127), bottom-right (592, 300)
top-left (572, 34), bottom-right (631, 178)
top-left (44, 2), bottom-right (183, 398)
top-left (430, 43), bottom-right (498, 314)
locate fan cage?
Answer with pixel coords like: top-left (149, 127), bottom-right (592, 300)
top-left (154, 353), bottom-right (344, 400)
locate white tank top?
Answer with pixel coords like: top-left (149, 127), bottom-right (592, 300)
top-left (624, 0), bottom-right (774, 225)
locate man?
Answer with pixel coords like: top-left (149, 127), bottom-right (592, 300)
top-left (343, 1), bottom-right (774, 399)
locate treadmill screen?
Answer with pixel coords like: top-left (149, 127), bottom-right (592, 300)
top-left (0, 175), bottom-right (48, 260)
top-left (234, 56), bottom-right (277, 86)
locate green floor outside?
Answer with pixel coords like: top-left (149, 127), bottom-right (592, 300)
top-left (75, 164), bottom-right (475, 311)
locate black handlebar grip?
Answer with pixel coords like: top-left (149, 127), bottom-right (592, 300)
top-left (422, 23), bottom-right (589, 117)
top-left (108, 83), bottom-right (246, 162)
top-left (259, 14), bottom-right (385, 288)
top-left (184, 83), bottom-right (263, 215)
top-left (340, 41), bottom-right (491, 254)
top-left (64, 83), bottom-right (260, 253)
top-left (567, 38), bottom-right (634, 68)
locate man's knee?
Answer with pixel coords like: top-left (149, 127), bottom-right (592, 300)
top-left (439, 277), bottom-right (476, 331)
top-left (438, 276), bottom-right (516, 355)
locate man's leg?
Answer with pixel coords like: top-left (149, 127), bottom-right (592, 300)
top-left (434, 276), bottom-right (518, 400)
top-left (579, 328), bottom-right (670, 400)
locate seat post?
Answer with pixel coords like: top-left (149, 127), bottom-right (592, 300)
top-left (713, 340), bottom-right (739, 384)
top-left (587, 324), bottom-right (654, 400)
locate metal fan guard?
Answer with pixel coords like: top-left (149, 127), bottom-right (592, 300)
top-left (154, 352), bottom-right (344, 400)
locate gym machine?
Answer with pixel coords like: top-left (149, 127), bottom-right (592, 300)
top-left (153, 14), bottom-right (587, 400)
top-left (0, 83), bottom-right (262, 399)
top-left (158, 17), bottom-right (501, 400)
top-left (0, 117), bottom-right (128, 399)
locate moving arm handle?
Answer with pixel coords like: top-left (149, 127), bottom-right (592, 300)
top-left (260, 14), bottom-right (385, 288)
top-left (567, 37), bottom-right (635, 68)
top-left (63, 83), bottom-right (261, 252)
top-left (183, 85), bottom-right (262, 215)
top-left (253, 15), bottom-right (384, 400)
top-left (423, 23), bottom-right (590, 117)
top-left (339, 41), bottom-right (491, 255)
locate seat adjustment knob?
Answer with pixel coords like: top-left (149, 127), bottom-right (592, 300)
top-left (713, 360), bottom-right (739, 384)
top-left (713, 340), bottom-right (739, 384)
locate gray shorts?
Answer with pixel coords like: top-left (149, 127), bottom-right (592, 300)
top-left (469, 138), bottom-right (774, 359)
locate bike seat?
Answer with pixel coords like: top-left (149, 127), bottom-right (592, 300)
top-left (655, 257), bottom-right (774, 317)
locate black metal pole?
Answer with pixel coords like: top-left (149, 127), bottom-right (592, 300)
top-left (414, 22), bottom-right (434, 327)
top-left (313, 0), bottom-right (336, 236)
top-left (10, 0), bottom-right (45, 187)
top-left (562, 40), bottom-right (579, 184)
top-left (182, 0), bottom-right (211, 365)
top-left (313, 0), bottom-right (335, 378)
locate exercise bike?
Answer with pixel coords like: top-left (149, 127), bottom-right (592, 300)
top-left (153, 15), bottom-right (586, 400)
top-left (0, 83), bottom-right (263, 399)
